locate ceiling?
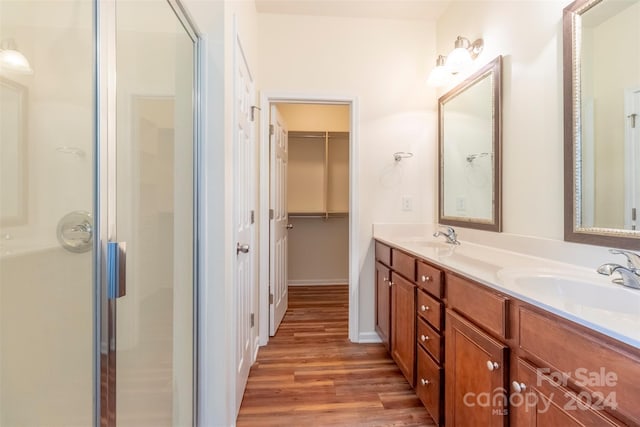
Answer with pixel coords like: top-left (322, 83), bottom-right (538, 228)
top-left (254, 0), bottom-right (451, 21)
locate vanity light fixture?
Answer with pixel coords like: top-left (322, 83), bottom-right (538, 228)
top-left (0, 38), bottom-right (33, 74)
top-left (427, 35), bottom-right (484, 87)
top-left (446, 36), bottom-right (484, 74)
top-left (426, 55), bottom-right (451, 87)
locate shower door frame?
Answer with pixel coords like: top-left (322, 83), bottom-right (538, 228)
top-left (94, 1), bottom-right (202, 426)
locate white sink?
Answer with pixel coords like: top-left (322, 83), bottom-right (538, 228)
top-left (497, 268), bottom-right (640, 315)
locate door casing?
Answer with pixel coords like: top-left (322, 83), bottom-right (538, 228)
top-left (257, 92), bottom-right (360, 346)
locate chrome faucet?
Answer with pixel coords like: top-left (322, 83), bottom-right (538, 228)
top-left (433, 226), bottom-right (460, 245)
top-left (597, 249), bottom-right (640, 290)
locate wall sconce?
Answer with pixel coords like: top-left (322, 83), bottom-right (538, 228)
top-left (427, 35), bottom-right (484, 87)
top-left (426, 55), bottom-right (451, 87)
top-left (0, 38), bottom-right (33, 74)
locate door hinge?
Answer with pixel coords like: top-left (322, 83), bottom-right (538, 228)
top-left (269, 209), bottom-right (274, 220)
top-left (250, 105), bottom-right (260, 122)
top-left (250, 210), bottom-right (255, 224)
top-left (632, 208), bottom-right (637, 221)
top-left (269, 293), bottom-right (274, 304)
top-left (250, 313), bottom-right (255, 328)
top-left (269, 124), bottom-right (274, 136)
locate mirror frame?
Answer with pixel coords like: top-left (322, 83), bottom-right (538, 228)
top-left (438, 55), bottom-right (503, 232)
top-left (563, 0), bottom-right (640, 249)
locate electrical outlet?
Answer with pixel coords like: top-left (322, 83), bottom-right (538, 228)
top-left (402, 196), bottom-right (413, 211)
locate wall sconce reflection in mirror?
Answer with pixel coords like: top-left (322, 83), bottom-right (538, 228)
top-left (427, 35), bottom-right (484, 87)
top-left (0, 38), bottom-right (33, 75)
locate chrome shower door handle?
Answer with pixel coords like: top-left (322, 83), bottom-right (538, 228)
top-left (107, 242), bottom-right (127, 299)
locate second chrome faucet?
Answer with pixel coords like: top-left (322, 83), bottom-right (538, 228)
top-left (597, 249), bottom-right (640, 290)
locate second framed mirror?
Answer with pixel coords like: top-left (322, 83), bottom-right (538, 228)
top-left (438, 55), bottom-right (503, 231)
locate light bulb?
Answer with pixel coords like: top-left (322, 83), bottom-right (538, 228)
top-left (427, 55), bottom-right (451, 87)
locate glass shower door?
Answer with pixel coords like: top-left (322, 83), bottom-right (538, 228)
top-left (110, 1), bottom-right (196, 426)
top-left (0, 1), bottom-right (95, 426)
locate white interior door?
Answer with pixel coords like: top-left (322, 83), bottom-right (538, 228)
top-left (269, 105), bottom-right (289, 336)
top-left (233, 37), bottom-right (255, 412)
top-left (624, 88), bottom-right (640, 230)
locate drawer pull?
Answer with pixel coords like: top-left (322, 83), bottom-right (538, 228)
top-left (420, 334), bottom-right (430, 342)
top-left (511, 381), bottom-right (527, 393)
top-left (421, 305), bottom-right (430, 312)
top-left (420, 378), bottom-right (431, 386)
top-left (421, 275), bottom-right (432, 282)
top-left (486, 361), bottom-right (500, 371)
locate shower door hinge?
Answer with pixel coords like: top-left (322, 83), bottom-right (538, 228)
top-left (632, 208), bottom-right (637, 221)
top-left (269, 209), bottom-right (274, 220)
top-left (250, 210), bottom-right (255, 224)
top-left (250, 313), bottom-right (255, 328)
top-left (269, 293), bottom-right (274, 304)
top-left (628, 113), bottom-right (637, 128)
top-left (269, 124), bottom-right (274, 136)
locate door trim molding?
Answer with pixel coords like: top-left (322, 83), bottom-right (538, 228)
top-left (258, 92), bottom-right (360, 345)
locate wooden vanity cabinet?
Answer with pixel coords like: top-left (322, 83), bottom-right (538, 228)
top-left (374, 241), bottom-right (417, 386)
top-left (375, 261), bottom-right (391, 351)
top-left (415, 260), bottom-right (445, 425)
top-left (391, 271), bottom-right (416, 386)
top-left (445, 309), bottom-right (508, 427)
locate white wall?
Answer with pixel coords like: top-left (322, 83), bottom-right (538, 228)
top-left (258, 13), bottom-right (438, 337)
top-left (436, 1), bottom-right (567, 240)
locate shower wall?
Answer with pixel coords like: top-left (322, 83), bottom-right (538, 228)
top-left (0, 1), bottom-right (94, 425)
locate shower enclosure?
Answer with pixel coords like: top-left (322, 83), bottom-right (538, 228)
top-left (0, 1), bottom-right (199, 425)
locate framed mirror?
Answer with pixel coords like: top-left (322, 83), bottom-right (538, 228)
top-left (438, 55), bottom-right (502, 231)
top-left (0, 77), bottom-right (27, 226)
top-left (564, 0), bottom-right (640, 249)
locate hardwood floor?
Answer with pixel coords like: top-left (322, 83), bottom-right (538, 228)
top-left (236, 285), bottom-right (435, 426)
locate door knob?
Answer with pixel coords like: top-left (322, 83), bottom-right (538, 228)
top-left (237, 243), bottom-right (250, 254)
top-left (286, 224), bottom-right (294, 230)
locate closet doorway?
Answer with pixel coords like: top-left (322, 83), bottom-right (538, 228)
top-left (258, 95), bottom-right (359, 345)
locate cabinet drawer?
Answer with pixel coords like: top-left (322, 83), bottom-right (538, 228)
top-left (417, 289), bottom-right (443, 331)
top-left (417, 261), bottom-right (443, 298)
top-left (375, 241), bottom-right (391, 266)
top-left (416, 346), bottom-right (443, 426)
top-left (391, 248), bottom-right (415, 281)
top-left (446, 273), bottom-right (507, 339)
top-left (519, 307), bottom-right (640, 425)
top-left (417, 316), bottom-right (443, 363)
top-left (513, 358), bottom-right (622, 426)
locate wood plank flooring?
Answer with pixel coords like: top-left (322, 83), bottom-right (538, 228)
top-left (236, 285), bottom-right (435, 426)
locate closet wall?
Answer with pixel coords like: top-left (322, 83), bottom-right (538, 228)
top-left (278, 103), bottom-right (350, 285)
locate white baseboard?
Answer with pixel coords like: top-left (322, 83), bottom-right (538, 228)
top-left (288, 279), bottom-right (349, 286)
top-left (358, 331), bottom-right (382, 343)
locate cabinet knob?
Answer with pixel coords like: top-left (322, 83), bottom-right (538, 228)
top-left (388, 281), bottom-right (394, 288)
top-left (420, 334), bottom-right (429, 342)
top-left (486, 361), bottom-right (500, 371)
top-left (420, 378), bottom-right (431, 386)
top-left (420, 305), bottom-right (430, 312)
top-left (511, 381), bottom-right (527, 393)
top-left (383, 277), bottom-right (389, 282)
top-left (421, 275), bottom-right (432, 282)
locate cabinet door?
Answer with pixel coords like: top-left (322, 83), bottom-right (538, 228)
top-left (445, 310), bottom-right (508, 427)
top-left (375, 261), bottom-right (391, 351)
top-left (511, 358), bottom-right (622, 427)
top-left (391, 272), bottom-right (416, 386)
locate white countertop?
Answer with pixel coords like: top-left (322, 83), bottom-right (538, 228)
top-left (373, 224), bottom-right (640, 350)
